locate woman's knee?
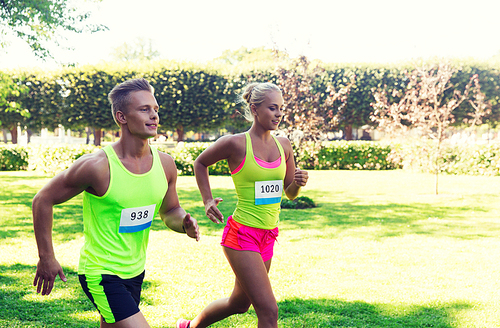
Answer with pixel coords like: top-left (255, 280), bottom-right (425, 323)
top-left (234, 306), bottom-right (250, 314)
top-left (231, 301), bottom-right (251, 314)
top-left (257, 303), bottom-right (279, 321)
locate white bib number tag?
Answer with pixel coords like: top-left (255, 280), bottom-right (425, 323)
top-left (119, 204), bottom-right (156, 233)
top-left (255, 180), bottom-right (283, 205)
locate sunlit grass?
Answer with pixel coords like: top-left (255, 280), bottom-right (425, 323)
top-left (1, 170), bottom-right (499, 327)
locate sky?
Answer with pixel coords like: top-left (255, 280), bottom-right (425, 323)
top-left (1, 0), bottom-right (500, 69)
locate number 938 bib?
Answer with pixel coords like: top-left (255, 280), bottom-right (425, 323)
top-left (255, 180), bottom-right (283, 205)
top-left (119, 204), bottom-right (156, 233)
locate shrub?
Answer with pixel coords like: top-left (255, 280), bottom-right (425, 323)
top-left (27, 144), bottom-right (98, 175)
top-left (3, 141), bottom-right (499, 177)
top-left (281, 196), bottom-right (317, 209)
top-left (160, 142), bottom-right (230, 176)
top-left (0, 145), bottom-right (28, 171)
top-left (312, 141), bottom-right (400, 170)
top-left (389, 141), bottom-right (500, 176)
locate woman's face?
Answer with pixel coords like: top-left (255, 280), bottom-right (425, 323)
top-left (253, 90), bottom-right (284, 131)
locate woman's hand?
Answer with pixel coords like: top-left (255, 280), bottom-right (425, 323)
top-left (204, 197), bottom-right (224, 224)
top-left (293, 168), bottom-right (308, 187)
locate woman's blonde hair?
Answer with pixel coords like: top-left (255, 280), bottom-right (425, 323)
top-left (240, 82), bottom-right (281, 121)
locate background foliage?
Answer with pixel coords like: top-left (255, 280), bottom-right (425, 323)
top-left (0, 0), bottom-right (106, 59)
top-left (3, 142), bottom-right (500, 177)
top-left (1, 57), bottom-right (499, 145)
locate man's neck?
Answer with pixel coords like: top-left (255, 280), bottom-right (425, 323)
top-left (113, 137), bottom-right (151, 160)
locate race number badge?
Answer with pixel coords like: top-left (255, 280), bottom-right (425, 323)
top-left (255, 180), bottom-right (283, 205)
top-left (119, 204), bottom-right (156, 233)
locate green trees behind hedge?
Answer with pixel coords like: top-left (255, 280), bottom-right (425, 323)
top-left (1, 58), bottom-right (499, 144)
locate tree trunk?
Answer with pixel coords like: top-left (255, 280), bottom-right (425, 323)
top-left (435, 135), bottom-right (442, 196)
top-left (176, 125), bottom-right (184, 142)
top-left (344, 124), bottom-right (353, 140)
top-left (94, 128), bottom-right (102, 146)
top-left (2, 129), bottom-right (8, 143)
top-left (9, 126), bottom-right (18, 144)
top-left (86, 127), bottom-right (91, 144)
top-left (27, 129), bottom-right (33, 144)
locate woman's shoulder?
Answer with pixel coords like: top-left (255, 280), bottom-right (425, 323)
top-left (275, 135), bottom-right (292, 148)
top-left (216, 133), bottom-right (246, 147)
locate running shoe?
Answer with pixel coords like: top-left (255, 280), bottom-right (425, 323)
top-left (176, 318), bottom-right (191, 328)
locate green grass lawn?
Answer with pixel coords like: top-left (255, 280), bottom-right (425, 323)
top-left (1, 170), bottom-right (499, 327)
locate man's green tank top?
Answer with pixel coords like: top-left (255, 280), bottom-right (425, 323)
top-left (231, 132), bottom-right (286, 229)
top-left (78, 145), bottom-right (167, 279)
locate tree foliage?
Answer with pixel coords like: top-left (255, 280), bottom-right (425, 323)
top-left (212, 46), bottom-right (286, 66)
top-left (1, 57), bottom-right (499, 147)
top-left (146, 64), bottom-right (236, 141)
top-left (274, 55), bottom-right (353, 167)
top-left (0, 0), bottom-right (106, 58)
top-left (17, 70), bottom-right (64, 131)
top-left (61, 67), bottom-right (133, 145)
top-left (371, 62), bottom-right (490, 194)
top-left (110, 37), bottom-right (161, 62)
top-left (277, 56), bottom-right (351, 142)
top-left (0, 71), bottom-right (28, 126)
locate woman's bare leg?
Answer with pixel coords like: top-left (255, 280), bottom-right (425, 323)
top-left (190, 247), bottom-right (277, 328)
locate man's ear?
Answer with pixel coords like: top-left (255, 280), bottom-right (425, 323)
top-left (116, 111), bottom-right (127, 125)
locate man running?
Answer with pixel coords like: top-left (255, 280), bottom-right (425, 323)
top-left (32, 78), bottom-right (199, 327)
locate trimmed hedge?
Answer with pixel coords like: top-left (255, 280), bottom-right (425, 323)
top-left (1, 142), bottom-right (499, 176)
top-left (3, 57), bottom-right (500, 143)
top-left (314, 141), bottom-right (399, 170)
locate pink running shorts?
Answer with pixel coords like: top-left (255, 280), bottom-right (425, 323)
top-left (221, 215), bottom-right (279, 262)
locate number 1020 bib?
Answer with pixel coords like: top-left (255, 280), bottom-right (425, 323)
top-left (255, 180), bottom-right (283, 205)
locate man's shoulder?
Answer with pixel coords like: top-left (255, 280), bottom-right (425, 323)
top-left (77, 148), bottom-right (107, 163)
top-left (71, 149), bottom-right (108, 174)
top-left (156, 149), bottom-right (174, 163)
top-left (156, 150), bottom-right (176, 177)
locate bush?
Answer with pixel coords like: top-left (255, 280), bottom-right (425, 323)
top-left (3, 141), bottom-right (499, 177)
top-left (441, 143), bottom-right (500, 176)
top-left (281, 196), bottom-right (317, 209)
top-left (166, 141), bottom-right (399, 174)
top-left (160, 142), bottom-right (230, 176)
top-left (389, 141), bottom-right (500, 176)
top-left (27, 144), bottom-right (98, 175)
top-left (0, 145), bottom-right (28, 171)
top-left (309, 141), bottom-right (400, 170)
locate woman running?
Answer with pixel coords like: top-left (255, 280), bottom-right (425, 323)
top-left (177, 82), bottom-right (308, 328)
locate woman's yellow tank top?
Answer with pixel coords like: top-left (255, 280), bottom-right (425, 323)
top-left (231, 132), bottom-right (286, 229)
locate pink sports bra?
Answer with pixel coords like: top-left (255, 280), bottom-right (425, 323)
top-left (232, 156), bottom-right (281, 175)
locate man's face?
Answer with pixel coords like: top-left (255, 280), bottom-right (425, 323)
top-left (121, 90), bottom-right (159, 139)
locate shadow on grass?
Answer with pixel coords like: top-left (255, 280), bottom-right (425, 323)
top-left (276, 298), bottom-right (470, 328)
top-left (279, 190), bottom-right (500, 239)
top-left (2, 174), bottom-right (498, 241)
top-left (0, 263), bottom-right (96, 328)
top-left (0, 263), bottom-right (471, 328)
top-left (208, 297), bottom-right (470, 328)
top-left (150, 187), bottom-right (237, 236)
